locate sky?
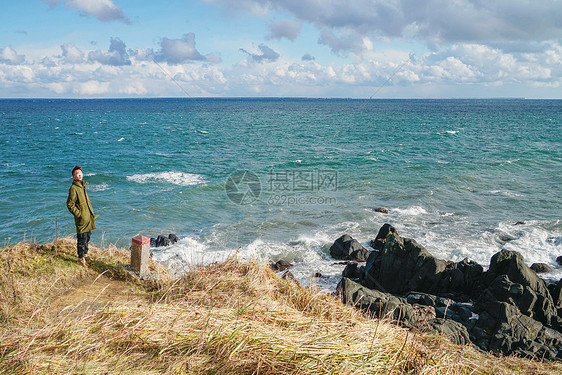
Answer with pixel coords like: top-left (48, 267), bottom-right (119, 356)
top-left (1, 0), bottom-right (561, 98)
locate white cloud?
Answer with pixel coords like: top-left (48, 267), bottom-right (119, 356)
top-left (1, 33), bottom-right (561, 98)
top-left (74, 80), bottom-right (110, 95)
top-left (0, 46), bottom-right (26, 65)
top-left (157, 33), bottom-right (208, 64)
top-left (88, 38), bottom-right (131, 66)
top-left (239, 44), bottom-right (280, 63)
top-left (212, 0), bottom-right (562, 49)
top-left (318, 29), bottom-right (373, 55)
top-left (61, 43), bottom-right (84, 64)
top-left (43, 0), bottom-right (130, 23)
top-left (267, 19), bottom-right (302, 41)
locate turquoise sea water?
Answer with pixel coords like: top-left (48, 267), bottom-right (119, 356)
top-left (1, 99), bottom-right (561, 289)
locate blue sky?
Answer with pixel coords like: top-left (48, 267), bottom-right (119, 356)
top-left (1, 0), bottom-right (561, 98)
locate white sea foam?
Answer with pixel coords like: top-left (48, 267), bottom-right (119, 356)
top-left (392, 206), bottom-right (428, 216)
top-left (117, 137), bottom-right (125, 142)
top-left (152, 229), bottom-right (351, 290)
top-left (89, 182), bottom-right (110, 192)
top-left (196, 130), bottom-right (208, 134)
top-left (127, 171), bottom-right (206, 186)
top-left (152, 214), bottom-right (562, 292)
top-left (446, 130), bottom-right (459, 134)
top-left (488, 190), bottom-right (524, 198)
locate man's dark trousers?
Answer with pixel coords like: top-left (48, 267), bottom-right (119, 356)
top-left (77, 231), bottom-right (91, 258)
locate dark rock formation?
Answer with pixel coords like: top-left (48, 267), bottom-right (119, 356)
top-left (329, 235), bottom-right (370, 262)
top-left (483, 249), bottom-right (557, 327)
top-left (364, 233), bottom-right (483, 301)
top-left (151, 234), bottom-right (179, 247)
top-left (369, 223), bottom-right (398, 250)
top-left (342, 262), bottom-right (362, 280)
top-left (270, 260), bottom-right (293, 272)
top-left (531, 263), bottom-right (553, 273)
top-left (373, 207), bottom-right (389, 214)
top-left (337, 277), bottom-right (470, 345)
top-left (336, 224), bottom-right (562, 360)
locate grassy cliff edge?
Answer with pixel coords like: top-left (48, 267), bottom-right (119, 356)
top-left (1, 240), bottom-right (560, 374)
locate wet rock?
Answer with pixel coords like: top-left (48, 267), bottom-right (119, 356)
top-left (349, 248), bottom-right (371, 262)
top-left (530, 263), bottom-right (552, 273)
top-left (329, 235), bottom-right (369, 261)
top-left (369, 223), bottom-right (398, 250)
top-left (151, 234), bottom-right (179, 247)
top-left (484, 249), bottom-right (557, 326)
top-left (169, 233), bottom-right (179, 244)
top-left (342, 262), bottom-right (361, 279)
top-left (426, 318), bottom-right (471, 346)
top-left (551, 279), bottom-right (562, 308)
top-left (373, 207), bottom-right (389, 214)
top-left (156, 234), bottom-right (171, 247)
top-left (270, 260), bottom-right (293, 272)
top-left (364, 233), bottom-right (483, 300)
top-left (313, 272), bottom-right (322, 278)
top-left (337, 277), bottom-right (435, 328)
top-left (514, 221), bottom-right (526, 225)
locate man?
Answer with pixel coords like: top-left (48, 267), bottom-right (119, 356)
top-left (66, 165), bottom-right (98, 267)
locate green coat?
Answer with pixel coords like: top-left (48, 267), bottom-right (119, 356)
top-left (67, 180), bottom-right (97, 234)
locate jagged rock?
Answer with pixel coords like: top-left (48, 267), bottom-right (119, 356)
top-left (339, 232), bottom-right (562, 359)
top-left (369, 223), bottom-right (397, 250)
top-left (551, 279), bottom-right (562, 308)
top-left (270, 260), bottom-right (293, 272)
top-left (329, 235), bottom-right (370, 261)
top-left (350, 248), bottom-right (370, 262)
top-left (342, 262), bottom-right (361, 279)
top-left (484, 249), bottom-right (557, 326)
top-left (364, 233), bottom-right (484, 300)
top-left (406, 292), bottom-right (437, 307)
top-left (337, 277), bottom-right (435, 328)
top-left (169, 233), bottom-right (179, 244)
top-left (425, 318), bottom-right (471, 345)
top-left (530, 263), bottom-right (553, 273)
top-left (364, 233), bottom-right (445, 294)
top-left (373, 207), bottom-right (389, 214)
top-left (151, 234), bottom-right (180, 247)
top-left (156, 235), bottom-right (171, 247)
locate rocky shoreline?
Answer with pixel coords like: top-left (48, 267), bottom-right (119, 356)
top-left (329, 224), bottom-right (562, 360)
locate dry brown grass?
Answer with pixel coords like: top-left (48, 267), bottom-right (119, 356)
top-left (1, 240), bottom-right (561, 374)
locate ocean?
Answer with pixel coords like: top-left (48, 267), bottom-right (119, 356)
top-left (1, 98), bottom-right (561, 290)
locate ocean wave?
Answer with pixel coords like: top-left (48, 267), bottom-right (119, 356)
top-left (152, 230), bottom-right (350, 290)
top-left (89, 182), bottom-right (110, 192)
top-left (392, 206), bottom-right (428, 216)
top-left (127, 171), bottom-right (206, 186)
top-left (488, 190), bottom-right (524, 198)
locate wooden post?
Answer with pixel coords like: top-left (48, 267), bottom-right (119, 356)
top-left (131, 235), bottom-right (151, 278)
top-left (54, 217), bottom-right (58, 253)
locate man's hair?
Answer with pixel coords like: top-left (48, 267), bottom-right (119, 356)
top-left (72, 165), bottom-right (82, 175)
